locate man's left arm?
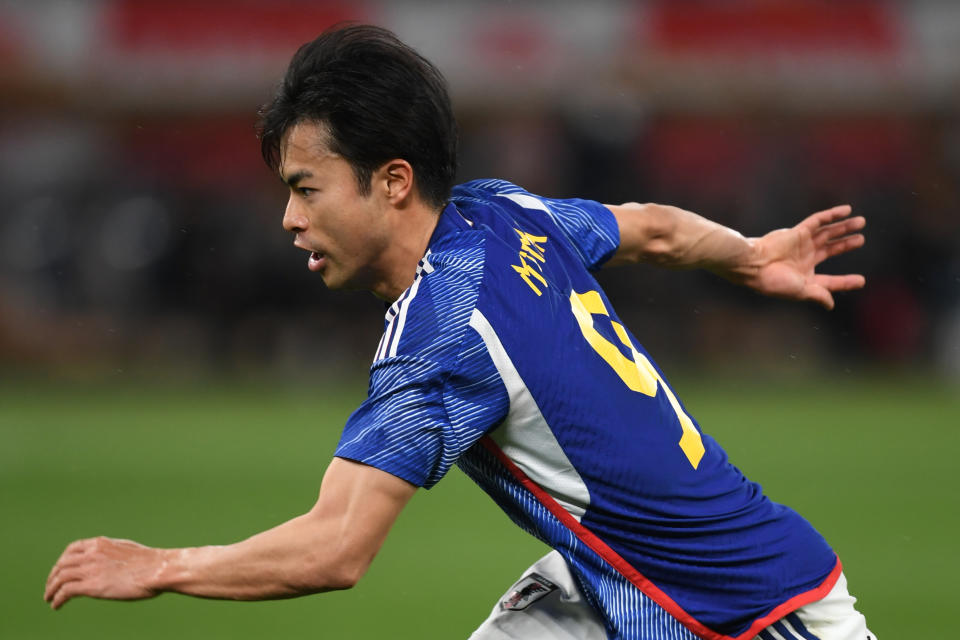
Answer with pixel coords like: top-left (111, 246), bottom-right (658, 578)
top-left (605, 202), bottom-right (866, 310)
top-left (44, 457), bottom-right (416, 609)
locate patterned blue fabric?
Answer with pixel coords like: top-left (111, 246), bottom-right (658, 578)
top-left (458, 441), bottom-right (701, 640)
top-left (336, 226), bottom-right (509, 489)
top-left (463, 179), bottom-right (619, 271)
top-left (335, 179), bottom-right (838, 639)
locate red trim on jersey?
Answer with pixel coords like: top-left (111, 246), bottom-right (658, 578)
top-left (479, 436), bottom-right (843, 640)
top-left (733, 560), bottom-right (842, 640)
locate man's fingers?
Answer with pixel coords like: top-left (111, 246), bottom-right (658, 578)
top-left (45, 565), bottom-right (64, 594)
top-left (45, 537), bottom-right (106, 604)
top-left (51, 579), bottom-right (86, 610)
top-left (46, 567), bottom-right (82, 600)
top-left (802, 284), bottom-right (835, 310)
top-left (55, 540), bottom-right (92, 565)
top-left (46, 569), bottom-right (87, 608)
top-left (814, 273), bottom-right (866, 292)
top-left (46, 540), bottom-right (92, 592)
top-left (814, 215), bottom-right (865, 245)
top-left (817, 233), bottom-right (865, 262)
top-left (46, 561), bottom-right (68, 593)
top-left (801, 205), bottom-right (853, 232)
top-left (802, 274), bottom-right (865, 310)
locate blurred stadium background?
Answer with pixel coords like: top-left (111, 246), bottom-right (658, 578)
top-left (1, 1), bottom-right (957, 638)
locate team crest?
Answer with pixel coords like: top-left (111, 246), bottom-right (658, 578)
top-left (500, 573), bottom-right (558, 611)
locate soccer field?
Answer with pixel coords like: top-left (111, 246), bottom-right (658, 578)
top-left (2, 374), bottom-right (955, 638)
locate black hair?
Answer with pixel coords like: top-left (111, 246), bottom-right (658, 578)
top-left (257, 23), bottom-right (458, 209)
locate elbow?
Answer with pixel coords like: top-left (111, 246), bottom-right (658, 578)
top-left (325, 560), bottom-right (365, 591)
top-left (634, 203), bottom-right (682, 265)
top-left (643, 241), bottom-right (685, 267)
top-left (612, 202), bottom-right (681, 264)
top-left (296, 553), bottom-right (369, 593)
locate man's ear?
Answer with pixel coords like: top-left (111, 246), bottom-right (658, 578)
top-left (379, 159), bottom-right (414, 205)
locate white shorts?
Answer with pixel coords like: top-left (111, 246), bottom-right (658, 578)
top-left (469, 551), bottom-right (876, 640)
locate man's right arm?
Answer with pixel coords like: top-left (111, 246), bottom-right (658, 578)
top-left (604, 202), bottom-right (866, 310)
top-left (44, 457), bottom-right (417, 608)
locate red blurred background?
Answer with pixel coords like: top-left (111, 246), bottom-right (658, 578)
top-left (1, 0), bottom-right (957, 379)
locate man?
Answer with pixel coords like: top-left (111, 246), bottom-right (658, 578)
top-left (45, 24), bottom-right (874, 640)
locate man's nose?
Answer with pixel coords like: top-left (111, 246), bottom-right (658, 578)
top-left (282, 196), bottom-right (307, 233)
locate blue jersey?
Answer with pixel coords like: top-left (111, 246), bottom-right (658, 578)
top-left (335, 179), bottom-right (841, 640)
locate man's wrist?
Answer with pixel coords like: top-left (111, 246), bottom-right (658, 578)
top-left (150, 547), bottom-right (192, 594)
top-left (712, 236), bottom-right (762, 286)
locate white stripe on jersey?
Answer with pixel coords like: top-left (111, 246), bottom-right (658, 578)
top-left (778, 619), bottom-right (806, 639)
top-left (469, 308), bottom-right (590, 521)
top-left (374, 302), bottom-right (401, 362)
top-left (376, 252), bottom-right (434, 362)
top-left (494, 188), bottom-right (617, 269)
top-left (496, 192), bottom-right (552, 214)
top-left (765, 628), bottom-right (789, 640)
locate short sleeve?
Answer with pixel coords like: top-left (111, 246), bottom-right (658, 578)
top-left (334, 242), bottom-right (509, 489)
top-left (458, 179), bottom-right (620, 271)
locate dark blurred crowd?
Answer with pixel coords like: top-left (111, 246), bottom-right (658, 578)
top-left (2, 108), bottom-right (957, 378)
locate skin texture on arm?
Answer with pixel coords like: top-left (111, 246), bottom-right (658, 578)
top-left (44, 458), bottom-right (417, 609)
top-left (606, 202), bottom-right (866, 309)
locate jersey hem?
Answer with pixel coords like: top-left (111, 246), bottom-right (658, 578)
top-left (331, 454), bottom-right (428, 489)
top-left (479, 436), bottom-right (842, 640)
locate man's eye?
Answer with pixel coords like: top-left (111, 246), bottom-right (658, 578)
top-left (298, 187), bottom-right (315, 197)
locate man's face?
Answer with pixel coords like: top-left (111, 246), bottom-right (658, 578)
top-left (280, 122), bottom-right (392, 295)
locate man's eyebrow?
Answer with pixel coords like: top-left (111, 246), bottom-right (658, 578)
top-left (282, 170), bottom-right (313, 188)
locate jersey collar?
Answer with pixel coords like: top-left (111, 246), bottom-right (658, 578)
top-left (427, 201), bottom-right (472, 250)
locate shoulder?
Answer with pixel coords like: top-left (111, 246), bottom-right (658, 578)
top-left (451, 179), bottom-right (560, 238)
top-left (374, 235), bottom-right (487, 365)
top-left (453, 178), bottom-right (525, 199)
top-left (453, 179), bottom-right (620, 272)
top-left (452, 179), bottom-right (547, 214)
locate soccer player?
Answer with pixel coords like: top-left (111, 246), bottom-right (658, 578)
top-left (45, 24), bottom-right (874, 640)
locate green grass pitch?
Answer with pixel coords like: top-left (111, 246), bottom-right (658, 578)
top-left (2, 374), bottom-right (955, 638)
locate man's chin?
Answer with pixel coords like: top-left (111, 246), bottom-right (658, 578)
top-left (317, 269), bottom-right (385, 299)
top-left (319, 272), bottom-right (359, 293)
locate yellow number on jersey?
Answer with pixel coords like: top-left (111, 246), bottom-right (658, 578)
top-left (569, 289), bottom-right (705, 469)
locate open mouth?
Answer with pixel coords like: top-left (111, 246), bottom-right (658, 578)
top-left (307, 251), bottom-right (326, 272)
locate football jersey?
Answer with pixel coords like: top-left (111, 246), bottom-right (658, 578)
top-left (335, 179), bottom-right (841, 640)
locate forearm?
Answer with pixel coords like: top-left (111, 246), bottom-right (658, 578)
top-left (156, 512), bottom-right (361, 600)
top-left (607, 203), bottom-right (759, 283)
top-left (46, 459), bottom-right (417, 610)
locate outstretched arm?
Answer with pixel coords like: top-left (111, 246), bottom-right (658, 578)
top-left (44, 458), bottom-right (416, 609)
top-left (605, 202), bottom-right (866, 310)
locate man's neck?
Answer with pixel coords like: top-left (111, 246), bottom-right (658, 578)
top-left (371, 202), bottom-right (443, 302)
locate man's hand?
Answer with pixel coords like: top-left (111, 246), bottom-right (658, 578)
top-left (44, 537), bottom-right (165, 609)
top-left (740, 205), bottom-right (866, 310)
